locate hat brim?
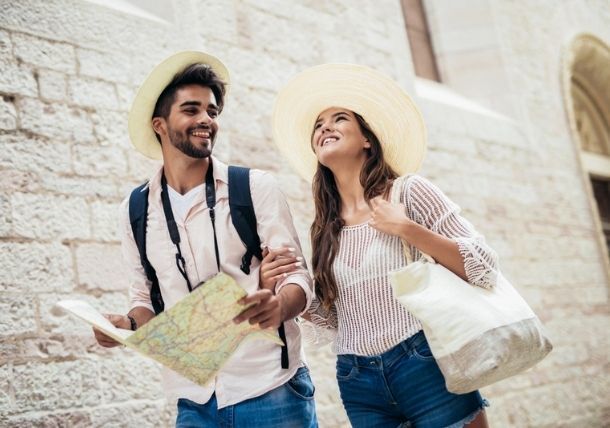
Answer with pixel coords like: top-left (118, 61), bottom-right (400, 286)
top-left (272, 64), bottom-right (426, 182)
top-left (128, 51), bottom-right (230, 160)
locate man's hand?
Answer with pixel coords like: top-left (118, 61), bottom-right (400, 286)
top-left (233, 289), bottom-right (284, 330)
top-left (93, 314), bottom-right (130, 348)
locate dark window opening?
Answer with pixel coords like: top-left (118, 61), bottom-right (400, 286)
top-left (591, 177), bottom-right (610, 259)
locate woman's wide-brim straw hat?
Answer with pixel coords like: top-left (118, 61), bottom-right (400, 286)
top-left (128, 51), bottom-right (230, 160)
top-left (272, 63), bottom-right (427, 182)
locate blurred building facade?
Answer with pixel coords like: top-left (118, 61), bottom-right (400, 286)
top-left (0, 0), bottom-right (608, 426)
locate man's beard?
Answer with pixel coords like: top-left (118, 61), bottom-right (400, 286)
top-left (168, 127), bottom-right (214, 159)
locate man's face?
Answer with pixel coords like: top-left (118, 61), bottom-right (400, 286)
top-left (163, 84), bottom-right (220, 159)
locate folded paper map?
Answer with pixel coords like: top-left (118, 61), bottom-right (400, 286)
top-left (57, 272), bottom-right (283, 386)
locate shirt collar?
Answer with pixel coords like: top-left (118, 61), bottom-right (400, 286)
top-left (148, 155), bottom-right (229, 193)
top-left (210, 156), bottom-right (229, 185)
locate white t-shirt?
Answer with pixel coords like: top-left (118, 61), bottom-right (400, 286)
top-left (167, 183), bottom-right (205, 222)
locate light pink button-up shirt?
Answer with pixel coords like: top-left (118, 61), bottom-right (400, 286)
top-left (119, 156), bottom-right (313, 408)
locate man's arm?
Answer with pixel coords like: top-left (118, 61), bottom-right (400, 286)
top-left (234, 170), bottom-right (312, 329)
top-left (251, 170), bottom-right (313, 309)
top-left (93, 197), bottom-right (158, 347)
top-left (233, 284), bottom-right (306, 330)
top-left (93, 306), bottom-right (156, 347)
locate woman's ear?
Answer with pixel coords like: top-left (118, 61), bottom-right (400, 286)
top-left (363, 138), bottom-right (371, 149)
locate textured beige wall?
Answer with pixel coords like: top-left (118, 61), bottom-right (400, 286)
top-left (0, 0), bottom-right (608, 427)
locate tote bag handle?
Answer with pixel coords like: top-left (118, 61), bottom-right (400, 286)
top-left (390, 176), bottom-right (434, 265)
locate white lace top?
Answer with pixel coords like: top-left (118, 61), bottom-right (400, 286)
top-left (306, 175), bottom-right (499, 356)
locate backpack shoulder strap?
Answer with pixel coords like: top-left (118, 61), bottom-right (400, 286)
top-left (227, 166), bottom-right (288, 369)
top-left (129, 182), bottom-right (164, 315)
top-left (228, 166), bottom-right (263, 275)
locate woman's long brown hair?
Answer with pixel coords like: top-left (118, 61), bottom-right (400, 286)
top-left (310, 112), bottom-right (399, 309)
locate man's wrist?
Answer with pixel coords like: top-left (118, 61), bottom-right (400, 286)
top-left (276, 291), bottom-right (289, 323)
top-left (277, 283), bottom-right (306, 321)
top-left (127, 315), bottom-right (137, 331)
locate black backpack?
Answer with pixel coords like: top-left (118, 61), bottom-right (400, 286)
top-left (128, 165), bottom-right (288, 368)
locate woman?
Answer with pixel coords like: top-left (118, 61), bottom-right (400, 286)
top-left (264, 64), bottom-right (497, 427)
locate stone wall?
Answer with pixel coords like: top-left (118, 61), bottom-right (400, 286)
top-left (0, 1), bottom-right (608, 427)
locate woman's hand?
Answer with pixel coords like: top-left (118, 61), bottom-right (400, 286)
top-left (259, 247), bottom-right (303, 291)
top-left (368, 196), bottom-right (414, 239)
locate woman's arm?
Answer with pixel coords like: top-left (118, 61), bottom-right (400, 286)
top-left (370, 175), bottom-right (499, 289)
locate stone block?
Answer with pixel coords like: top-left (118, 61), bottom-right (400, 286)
top-left (0, 96), bottom-right (17, 130)
top-left (12, 360), bottom-right (100, 411)
top-left (0, 60), bottom-right (38, 97)
top-left (126, 151), bottom-right (161, 182)
top-left (12, 33), bottom-right (76, 73)
top-left (75, 243), bottom-right (127, 292)
top-left (3, 411), bottom-right (92, 428)
top-left (0, 339), bottom-right (20, 365)
top-left (11, 192), bottom-right (90, 240)
top-left (0, 242), bottom-right (72, 293)
top-left (18, 97), bottom-right (95, 143)
top-left (433, 26), bottom-right (498, 56)
top-left (0, 132), bottom-right (72, 174)
top-left (76, 48), bottom-right (131, 84)
top-left (0, 362), bottom-right (12, 412)
top-left (235, 7), bottom-right (318, 63)
top-left (1, 0), bottom-right (174, 55)
top-left (39, 173), bottom-right (119, 199)
top-left (427, 132), bottom-right (478, 155)
top-left (0, 29), bottom-right (12, 61)
top-left (419, 100), bottom-right (469, 136)
top-left (68, 76), bottom-right (119, 110)
top-left (184, 0), bottom-right (238, 44)
top-left (315, 36), bottom-right (360, 65)
top-left (226, 46), bottom-right (299, 93)
top-left (37, 69), bottom-right (67, 101)
top-left (72, 144), bottom-right (129, 177)
top-left (223, 86), bottom-right (274, 141)
top-left (245, 0), bottom-right (337, 25)
top-left (21, 334), bottom-right (92, 361)
top-left (115, 83), bottom-right (137, 111)
top-left (90, 200), bottom-right (121, 242)
top-left (229, 135), bottom-right (283, 173)
top-left (91, 109), bottom-right (130, 149)
top-left (98, 356), bottom-right (163, 402)
top-left (0, 295), bottom-right (37, 337)
top-left (90, 401), bottom-right (170, 427)
top-left (0, 193), bottom-right (11, 236)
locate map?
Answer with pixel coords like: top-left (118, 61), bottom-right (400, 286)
top-left (58, 272), bottom-right (283, 386)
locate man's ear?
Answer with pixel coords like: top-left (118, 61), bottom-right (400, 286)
top-left (152, 117), bottom-right (166, 136)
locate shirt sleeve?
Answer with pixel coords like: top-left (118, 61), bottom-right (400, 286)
top-left (307, 296), bottom-right (338, 329)
top-left (118, 197), bottom-right (155, 313)
top-left (250, 170), bottom-right (314, 313)
top-left (403, 175), bottom-right (499, 289)
top-left (300, 296), bottom-right (338, 346)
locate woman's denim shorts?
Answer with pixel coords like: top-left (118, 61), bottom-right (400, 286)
top-left (336, 330), bottom-right (488, 428)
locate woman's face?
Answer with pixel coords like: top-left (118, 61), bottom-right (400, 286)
top-left (311, 107), bottom-right (371, 167)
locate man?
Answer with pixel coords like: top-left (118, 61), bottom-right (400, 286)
top-left (94, 51), bottom-right (317, 427)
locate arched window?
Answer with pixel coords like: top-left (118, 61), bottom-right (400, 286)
top-left (563, 34), bottom-right (610, 264)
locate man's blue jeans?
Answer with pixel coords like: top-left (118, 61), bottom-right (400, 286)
top-left (175, 366), bottom-right (318, 427)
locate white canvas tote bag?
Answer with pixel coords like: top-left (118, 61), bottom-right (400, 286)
top-left (389, 176), bottom-right (553, 393)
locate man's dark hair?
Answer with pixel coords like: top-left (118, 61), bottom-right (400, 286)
top-left (152, 63), bottom-right (226, 141)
